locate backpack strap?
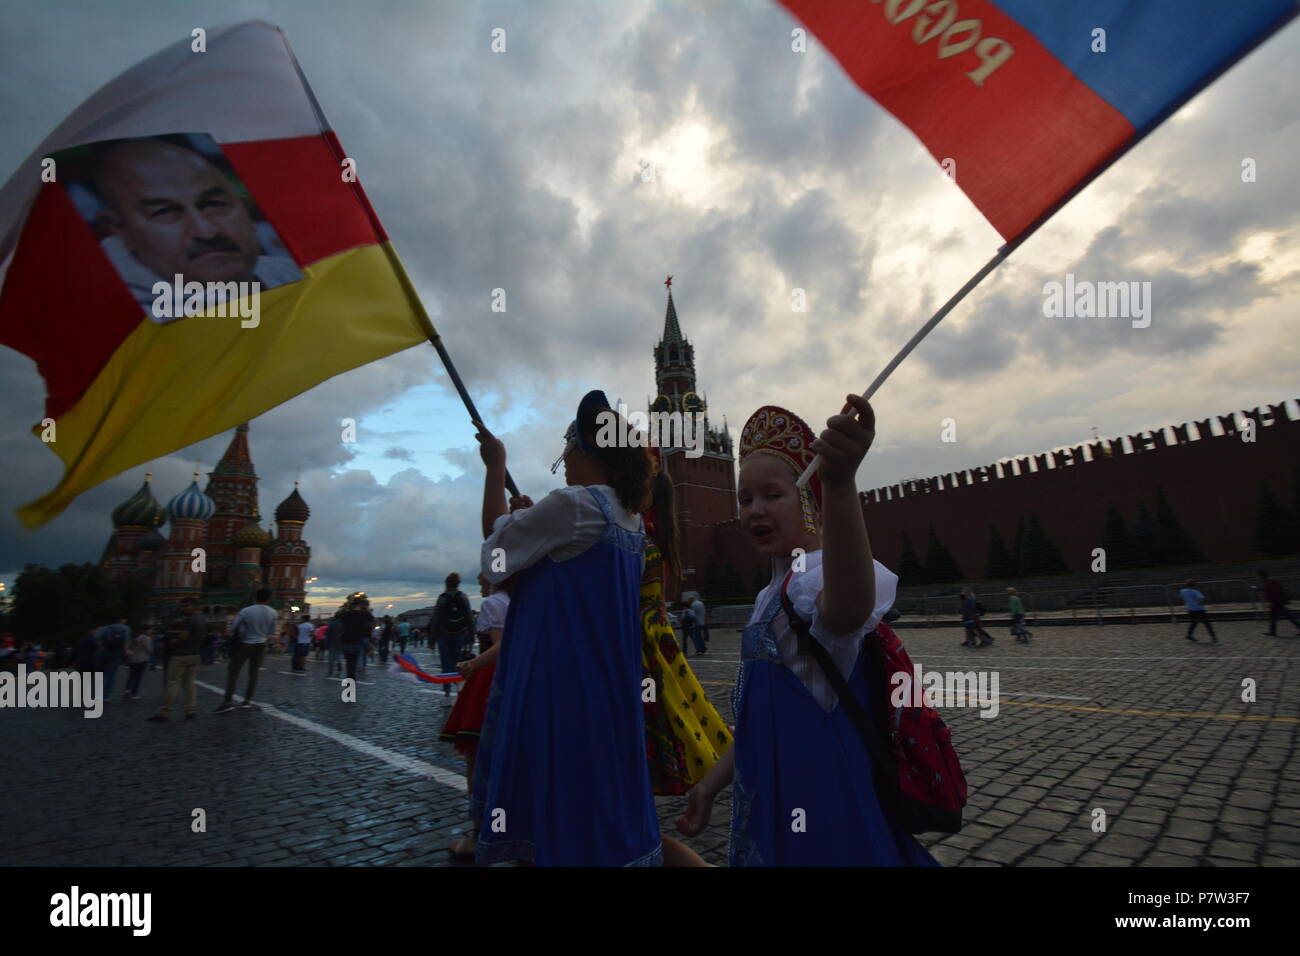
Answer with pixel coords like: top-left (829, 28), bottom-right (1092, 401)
top-left (778, 571), bottom-right (902, 811)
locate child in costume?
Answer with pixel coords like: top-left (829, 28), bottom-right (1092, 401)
top-left (677, 397), bottom-right (937, 866)
top-left (640, 462), bottom-right (734, 866)
top-left (442, 573), bottom-right (510, 862)
top-left (470, 391), bottom-right (661, 866)
top-left (641, 462), bottom-right (734, 797)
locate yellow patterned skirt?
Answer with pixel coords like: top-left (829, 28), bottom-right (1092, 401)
top-left (641, 585), bottom-right (733, 796)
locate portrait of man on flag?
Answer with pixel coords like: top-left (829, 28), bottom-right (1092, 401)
top-left (54, 132), bottom-right (302, 318)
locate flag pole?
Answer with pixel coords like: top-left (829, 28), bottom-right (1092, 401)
top-left (382, 252), bottom-right (522, 499)
top-left (278, 27), bottom-right (521, 499)
top-left (795, 3), bottom-right (1300, 490)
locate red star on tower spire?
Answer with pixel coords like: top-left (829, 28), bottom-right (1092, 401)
top-left (664, 274), bottom-right (672, 290)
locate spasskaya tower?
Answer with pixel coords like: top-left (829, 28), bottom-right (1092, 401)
top-left (648, 277), bottom-right (736, 601)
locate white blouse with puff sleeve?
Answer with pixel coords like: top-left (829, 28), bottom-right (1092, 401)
top-left (749, 549), bottom-right (898, 713)
top-left (480, 484), bottom-right (641, 586)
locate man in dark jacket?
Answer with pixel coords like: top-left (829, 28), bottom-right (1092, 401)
top-left (1259, 569), bottom-right (1300, 637)
top-left (338, 598), bottom-right (374, 681)
top-left (430, 574), bottom-right (472, 697)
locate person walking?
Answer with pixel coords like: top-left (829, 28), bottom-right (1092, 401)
top-left (338, 598), bottom-right (374, 681)
top-left (314, 622), bottom-right (328, 661)
top-left (292, 614), bottom-right (313, 671)
top-left (123, 626), bottom-right (153, 700)
top-left (680, 603), bottom-right (696, 658)
top-left (200, 629), bottom-right (218, 665)
top-left (396, 618), bottom-right (410, 655)
top-left (74, 627), bottom-right (99, 674)
top-left (95, 617), bottom-right (130, 700)
top-left (1180, 580), bottom-right (1217, 643)
top-left (378, 616), bottom-right (394, 664)
top-left (959, 589), bottom-right (993, 648)
top-left (1258, 570), bottom-right (1300, 637)
top-left (443, 575), bottom-right (510, 862)
top-left (151, 600), bottom-right (206, 721)
top-left (325, 612), bottom-right (344, 677)
top-left (690, 596), bottom-right (709, 655)
top-left (430, 574), bottom-right (473, 698)
top-left (216, 589), bottom-right (277, 712)
top-left (1007, 587), bottom-right (1032, 643)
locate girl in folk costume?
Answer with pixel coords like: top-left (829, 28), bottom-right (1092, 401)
top-left (470, 391), bottom-right (661, 866)
top-left (678, 397), bottom-right (937, 866)
top-left (442, 573), bottom-right (510, 862)
top-left (640, 456), bottom-right (734, 865)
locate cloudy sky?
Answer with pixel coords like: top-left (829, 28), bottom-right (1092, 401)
top-left (1, 0), bottom-right (1297, 614)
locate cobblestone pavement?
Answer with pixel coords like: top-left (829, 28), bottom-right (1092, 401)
top-left (2, 620), bottom-right (1297, 866)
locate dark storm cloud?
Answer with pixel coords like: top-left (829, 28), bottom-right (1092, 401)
top-left (1, 0), bottom-right (1296, 603)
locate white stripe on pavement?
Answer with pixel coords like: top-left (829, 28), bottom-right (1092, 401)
top-left (193, 679), bottom-right (466, 791)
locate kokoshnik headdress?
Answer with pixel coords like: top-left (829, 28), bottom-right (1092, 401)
top-left (739, 406), bottom-right (822, 535)
top-left (551, 389), bottom-right (613, 474)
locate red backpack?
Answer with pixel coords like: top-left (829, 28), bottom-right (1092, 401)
top-left (780, 573), bottom-right (967, 834)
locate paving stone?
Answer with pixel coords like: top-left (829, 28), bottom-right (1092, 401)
top-left (1077, 851), bottom-right (1133, 867)
top-left (1208, 839), bottom-right (1258, 863)
top-left (1122, 806), bottom-right (1170, 825)
top-left (2, 623), bottom-right (1294, 868)
top-left (1033, 841), bottom-right (1087, 864)
top-left (970, 838), bottom-right (1034, 865)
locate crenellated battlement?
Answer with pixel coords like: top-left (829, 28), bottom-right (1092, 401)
top-left (858, 399), bottom-right (1300, 506)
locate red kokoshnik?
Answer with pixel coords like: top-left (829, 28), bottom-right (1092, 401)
top-left (739, 406), bottom-right (822, 534)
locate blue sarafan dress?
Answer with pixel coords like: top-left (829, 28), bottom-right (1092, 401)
top-left (730, 553), bottom-right (939, 867)
top-left (472, 486), bottom-right (662, 866)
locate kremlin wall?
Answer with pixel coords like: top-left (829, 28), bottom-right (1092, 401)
top-left (708, 399), bottom-right (1300, 593)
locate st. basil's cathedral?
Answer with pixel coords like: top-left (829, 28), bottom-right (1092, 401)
top-left (98, 423), bottom-right (311, 628)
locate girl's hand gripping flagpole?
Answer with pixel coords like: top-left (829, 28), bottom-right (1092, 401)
top-left (795, 248), bottom-right (1010, 490)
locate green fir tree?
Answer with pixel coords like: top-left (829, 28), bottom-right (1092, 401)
top-left (1253, 481), bottom-right (1298, 557)
top-left (1017, 513), bottom-right (1071, 576)
top-left (1132, 500), bottom-right (1156, 568)
top-left (1100, 504), bottom-right (1136, 571)
top-left (897, 531), bottom-right (927, 586)
top-left (984, 524), bottom-right (1017, 579)
top-left (923, 525), bottom-right (963, 584)
top-left (1153, 488), bottom-right (1206, 565)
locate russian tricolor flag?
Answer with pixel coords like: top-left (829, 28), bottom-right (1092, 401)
top-left (779, 0), bottom-right (1297, 242)
top-left (0, 22), bottom-right (434, 527)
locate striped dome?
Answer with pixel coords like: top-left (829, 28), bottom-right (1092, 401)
top-left (233, 523), bottom-right (272, 549)
top-left (167, 480), bottom-right (216, 521)
top-left (112, 477), bottom-right (164, 528)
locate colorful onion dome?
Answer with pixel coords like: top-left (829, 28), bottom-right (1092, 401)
top-left (275, 483), bottom-right (310, 523)
top-left (112, 474), bottom-right (164, 528)
top-left (233, 523), bottom-right (273, 549)
top-left (137, 527), bottom-right (166, 551)
top-left (167, 475), bottom-right (216, 521)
